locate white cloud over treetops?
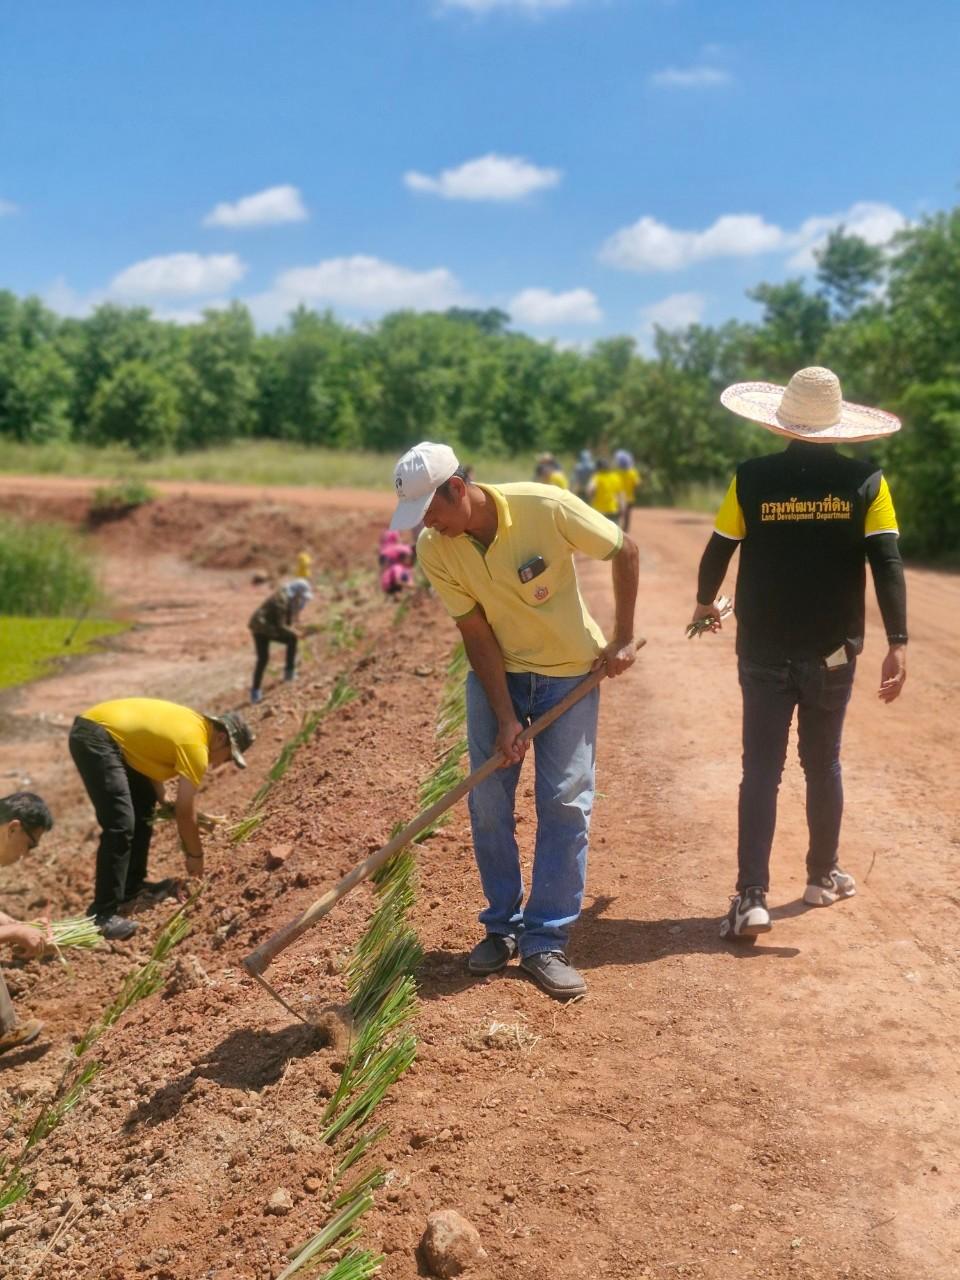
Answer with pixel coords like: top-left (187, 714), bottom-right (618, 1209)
top-left (640, 292), bottom-right (706, 333)
top-left (202, 185), bottom-right (308, 229)
top-left (405, 154), bottom-right (561, 201)
top-left (273, 255), bottom-right (466, 312)
top-left (508, 287), bottom-right (602, 326)
top-left (600, 202), bottom-right (907, 273)
top-left (110, 253), bottom-right (247, 297)
top-left (786, 202), bottom-right (908, 270)
top-left (649, 66), bottom-right (733, 89)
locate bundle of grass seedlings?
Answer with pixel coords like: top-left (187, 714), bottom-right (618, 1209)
top-left (29, 915), bottom-right (102, 955)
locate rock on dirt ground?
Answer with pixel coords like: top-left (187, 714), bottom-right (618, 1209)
top-left (1, 482), bottom-right (959, 1279)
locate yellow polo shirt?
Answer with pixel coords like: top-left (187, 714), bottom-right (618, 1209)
top-left (82, 698), bottom-right (211, 785)
top-left (590, 470), bottom-right (623, 517)
top-left (417, 483), bottom-right (622, 676)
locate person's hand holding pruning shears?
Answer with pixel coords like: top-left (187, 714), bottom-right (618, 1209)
top-left (686, 596), bottom-right (733, 638)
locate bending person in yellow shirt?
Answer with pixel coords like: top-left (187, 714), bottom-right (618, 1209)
top-left (389, 442), bottom-right (640, 1000)
top-left (68, 699), bottom-right (253, 939)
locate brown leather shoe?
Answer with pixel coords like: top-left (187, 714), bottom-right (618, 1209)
top-left (0, 1018), bottom-right (44, 1055)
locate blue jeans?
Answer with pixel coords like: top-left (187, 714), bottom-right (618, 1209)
top-left (465, 670), bottom-right (599, 958)
top-left (737, 656), bottom-right (856, 892)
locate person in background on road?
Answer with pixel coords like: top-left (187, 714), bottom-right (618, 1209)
top-left (295, 549), bottom-right (313, 581)
top-left (571, 449), bottom-right (595, 502)
top-left (535, 452), bottom-right (569, 490)
top-left (68, 699), bottom-right (253, 939)
top-left (0, 792), bottom-right (54, 1055)
top-left (690, 367), bottom-right (908, 942)
top-left (615, 450), bottom-right (641, 532)
top-left (588, 457), bottom-right (625, 525)
top-left (390, 441), bottom-right (640, 999)
top-left (248, 577), bottom-right (313, 703)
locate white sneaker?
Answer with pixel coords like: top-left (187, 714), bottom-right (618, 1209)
top-left (719, 887), bottom-right (772, 942)
top-left (803, 869), bottom-right (857, 906)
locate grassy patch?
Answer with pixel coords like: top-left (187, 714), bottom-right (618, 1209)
top-left (90, 478), bottom-right (156, 518)
top-left (0, 617), bottom-right (127, 690)
top-left (0, 439), bottom-right (537, 489)
top-left (0, 518), bottom-right (97, 616)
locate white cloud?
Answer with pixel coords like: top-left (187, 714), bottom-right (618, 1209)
top-left (273, 255), bottom-right (466, 312)
top-left (405, 153), bottom-right (561, 201)
top-left (0, 198), bottom-right (18, 216)
top-left (786, 201), bottom-right (908, 270)
top-left (600, 202), bottom-right (908, 274)
top-left (509, 286), bottom-right (602, 326)
top-left (640, 291), bottom-right (706, 332)
top-left (600, 213), bottom-right (783, 272)
top-left (151, 300), bottom-right (231, 325)
top-left (109, 252), bottom-right (247, 298)
top-left (649, 65), bottom-right (733, 89)
top-left (202, 184), bottom-right (308, 229)
top-left (439, 0), bottom-right (575, 12)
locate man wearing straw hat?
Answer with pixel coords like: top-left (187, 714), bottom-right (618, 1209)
top-left (390, 441), bottom-right (639, 998)
top-left (690, 367), bottom-right (908, 941)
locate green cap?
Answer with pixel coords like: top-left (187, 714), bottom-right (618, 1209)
top-left (205, 710), bottom-right (254, 768)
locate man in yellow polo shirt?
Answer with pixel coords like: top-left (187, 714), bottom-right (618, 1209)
top-left (588, 457), bottom-right (625, 525)
top-left (390, 441), bottom-right (639, 998)
top-left (68, 699), bottom-right (253, 939)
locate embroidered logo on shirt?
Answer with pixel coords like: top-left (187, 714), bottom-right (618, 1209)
top-left (760, 495), bottom-right (852, 522)
top-left (534, 585), bottom-right (549, 601)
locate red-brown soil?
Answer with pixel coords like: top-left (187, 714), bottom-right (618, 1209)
top-left (1, 478), bottom-right (958, 1279)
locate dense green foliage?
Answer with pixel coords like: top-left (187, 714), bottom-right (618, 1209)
top-left (2, 212), bottom-right (959, 554)
top-left (0, 517), bottom-right (96, 615)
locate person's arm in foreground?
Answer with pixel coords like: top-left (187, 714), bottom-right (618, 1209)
top-left (595, 534), bottom-right (640, 677)
top-left (691, 532), bottom-right (739, 631)
top-left (866, 532), bottom-right (908, 703)
top-left (456, 608), bottom-right (526, 767)
top-left (0, 921), bottom-right (45, 957)
top-left (174, 775), bottom-right (205, 879)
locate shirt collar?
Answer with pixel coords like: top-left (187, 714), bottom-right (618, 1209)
top-left (475, 483), bottom-right (512, 534)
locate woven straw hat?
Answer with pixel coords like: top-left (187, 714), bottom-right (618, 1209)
top-left (720, 366), bottom-right (900, 444)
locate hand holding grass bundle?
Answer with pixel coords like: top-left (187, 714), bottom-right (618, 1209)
top-left (27, 915), bottom-right (102, 966)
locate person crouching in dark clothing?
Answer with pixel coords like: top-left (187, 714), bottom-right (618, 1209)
top-left (248, 578), bottom-right (312, 704)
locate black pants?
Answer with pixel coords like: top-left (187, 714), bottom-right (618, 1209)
top-left (68, 717), bottom-right (157, 917)
top-left (251, 633), bottom-right (297, 691)
top-left (736, 656), bottom-right (856, 892)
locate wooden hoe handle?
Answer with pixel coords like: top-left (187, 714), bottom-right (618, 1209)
top-left (242, 663), bottom-right (612, 977)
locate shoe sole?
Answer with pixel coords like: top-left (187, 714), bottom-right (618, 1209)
top-left (803, 885), bottom-right (857, 907)
top-left (720, 919), bottom-right (771, 943)
top-left (467, 958), bottom-right (511, 975)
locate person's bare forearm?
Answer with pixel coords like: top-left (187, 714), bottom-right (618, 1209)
top-left (611, 535), bottom-right (639, 642)
top-left (458, 614), bottom-right (515, 727)
top-left (175, 809), bottom-right (203, 860)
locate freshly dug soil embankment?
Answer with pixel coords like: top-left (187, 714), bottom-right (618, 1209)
top-left (1, 483), bottom-right (959, 1279)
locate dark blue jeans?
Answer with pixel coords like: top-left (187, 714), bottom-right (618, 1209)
top-left (736, 656), bottom-right (856, 892)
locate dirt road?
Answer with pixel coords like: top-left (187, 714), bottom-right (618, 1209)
top-left (0, 486), bottom-right (957, 1279)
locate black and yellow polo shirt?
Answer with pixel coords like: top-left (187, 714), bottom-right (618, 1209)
top-left (709, 441), bottom-right (900, 663)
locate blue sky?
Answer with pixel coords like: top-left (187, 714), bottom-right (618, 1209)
top-left (2, 0), bottom-right (958, 348)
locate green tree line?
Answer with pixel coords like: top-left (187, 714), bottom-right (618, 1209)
top-left (2, 210), bottom-right (959, 555)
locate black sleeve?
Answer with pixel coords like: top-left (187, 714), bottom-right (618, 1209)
top-left (865, 533), bottom-right (908, 644)
top-left (697, 532), bottom-right (739, 606)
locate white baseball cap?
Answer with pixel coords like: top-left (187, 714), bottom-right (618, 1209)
top-left (390, 442), bottom-right (461, 531)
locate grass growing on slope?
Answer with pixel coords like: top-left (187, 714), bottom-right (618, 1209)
top-left (0, 517), bottom-right (97, 616)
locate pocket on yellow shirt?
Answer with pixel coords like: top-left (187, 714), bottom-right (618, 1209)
top-left (517, 564), bottom-right (562, 607)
